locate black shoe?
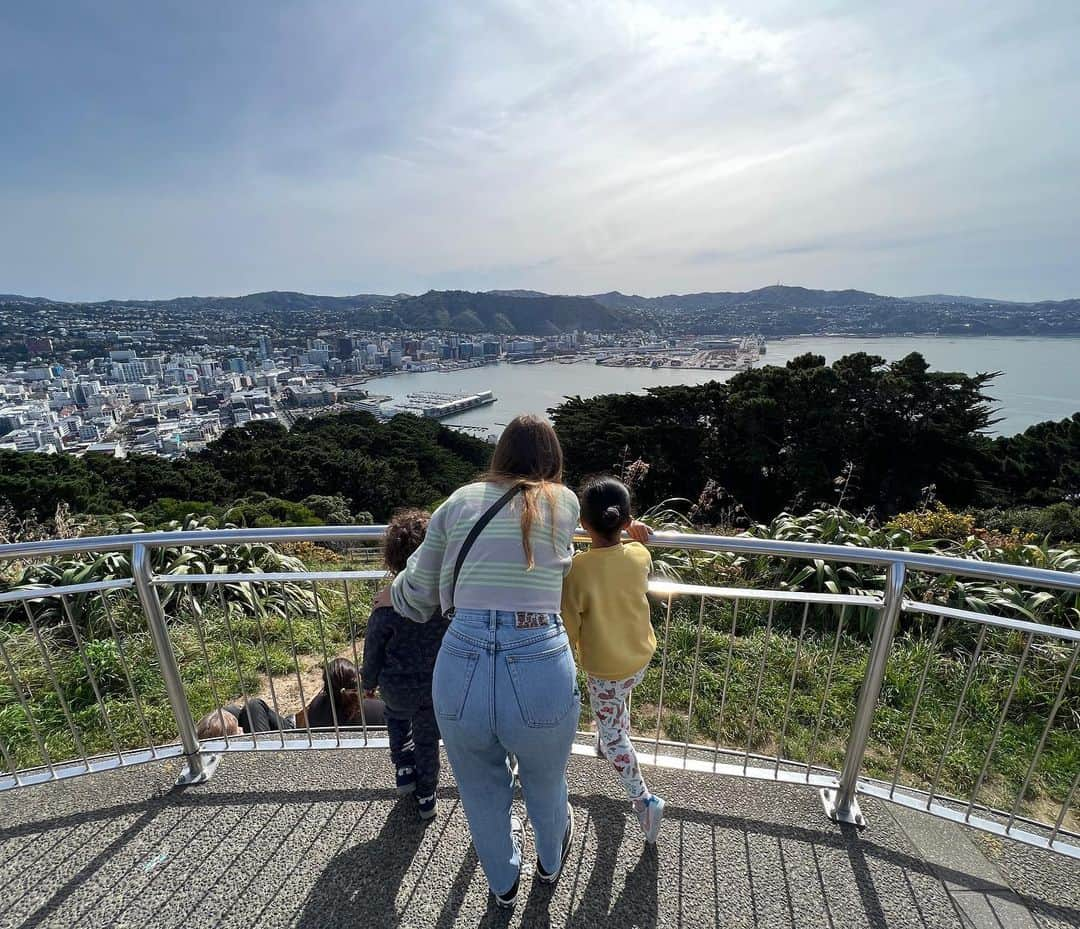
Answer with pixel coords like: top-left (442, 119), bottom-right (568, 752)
top-left (493, 815), bottom-right (525, 909)
top-left (493, 875), bottom-right (520, 909)
top-left (536, 802), bottom-right (575, 885)
top-left (417, 793), bottom-right (437, 821)
top-left (395, 764), bottom-right (417, 796)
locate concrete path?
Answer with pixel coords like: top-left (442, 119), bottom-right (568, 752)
top-left (0, 751), bottom-right (1075, 928)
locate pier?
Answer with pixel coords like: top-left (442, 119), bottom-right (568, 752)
top-left (393, 390), bottom-right (496, 420)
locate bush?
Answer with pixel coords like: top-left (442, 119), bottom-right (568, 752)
top-left (888, 503), bottom-right (976, 541)
top-left (969, 502), bottom-right (1080, 545)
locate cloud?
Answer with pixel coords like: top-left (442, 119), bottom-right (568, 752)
top-left (0, 0), bottom-right (1078, 301)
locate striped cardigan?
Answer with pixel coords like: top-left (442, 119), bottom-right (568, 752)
top-left (390, 481), bottom-right (580, 622)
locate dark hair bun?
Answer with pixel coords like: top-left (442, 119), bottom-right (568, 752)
top-left (580, 476), bottom-right (632, 539)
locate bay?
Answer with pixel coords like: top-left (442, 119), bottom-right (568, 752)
top-left (362, 336), bottom-right (1080, 437)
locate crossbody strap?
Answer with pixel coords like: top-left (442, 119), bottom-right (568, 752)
top-left (446, 483), bottom-right (523, 618)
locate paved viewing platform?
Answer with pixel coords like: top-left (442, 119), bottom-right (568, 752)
top-left (1, 750), bottom-right (1076, 929)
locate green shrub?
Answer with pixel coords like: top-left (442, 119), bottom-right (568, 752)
top-left (888, 503), bottom-right (976, 542)
top-left (970, 502), bottom-right (1080, 545)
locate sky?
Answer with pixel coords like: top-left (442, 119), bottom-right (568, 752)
top-left (2, 0), bottom-right (1078, 303)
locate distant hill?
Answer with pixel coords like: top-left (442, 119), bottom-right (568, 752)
top-left (394, 290), bottom-right (630, 334)
top-left (101, 290), bottom-right (395, 315)
top-left (6, 284), bottom-right (1079, 336)
top-left (902, 294), bottom-right (1015, 306)
top-left (485, 289), bottom-right (550, 299)
top-left (591, 285), bottom-right (895, 312)
top-left (0, 294), bottom-right (52, 304)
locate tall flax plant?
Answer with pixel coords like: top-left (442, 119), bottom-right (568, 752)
top-left (636, 504), bottom-right (1079, 639)
top-left (0, 514), bottom-right (321, 635)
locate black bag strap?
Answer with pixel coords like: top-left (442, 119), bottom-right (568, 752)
top-left (446, 483), bottom-right (523, 618)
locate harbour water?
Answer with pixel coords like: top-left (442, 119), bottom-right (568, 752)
top-left (362, 336), bottom-right (1080, 437)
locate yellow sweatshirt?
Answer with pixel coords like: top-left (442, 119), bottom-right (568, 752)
top-left (561, 541), bottom-right (657, 680)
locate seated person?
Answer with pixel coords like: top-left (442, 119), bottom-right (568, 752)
top-left (295, 657), bottom-right (386, 729)
top-left (195, 698), bottom-right (294, 738)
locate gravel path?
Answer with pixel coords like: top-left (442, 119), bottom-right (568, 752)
top-left (0, 750), bottom-right (1074, 928)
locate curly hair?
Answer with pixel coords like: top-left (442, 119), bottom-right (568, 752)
top-left (383, 508), bottom-right (431, 574)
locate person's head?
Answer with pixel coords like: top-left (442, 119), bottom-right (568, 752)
top-left (579, 476), bottom-right (633, 545)
top-left (383, 508), bottom-right (431, 574)
top-left (196, 708), bottom-right (241, 739)
top-left (488, 414), bottom-right (564, 484)
top-left (485, 414), bottom-right (565, 568)
top-left (323, 657), bottom-right (361, 722)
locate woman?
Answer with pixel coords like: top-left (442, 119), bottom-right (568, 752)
top-left (387, 414), bottom-right (580, 908)
top-left (298, 657), bottom-right (387, 730)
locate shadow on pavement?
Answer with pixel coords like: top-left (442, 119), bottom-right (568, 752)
top-left (296, 800), bottom-right (428, 929)
top-left (2, 781), bottom-right (1076, 929)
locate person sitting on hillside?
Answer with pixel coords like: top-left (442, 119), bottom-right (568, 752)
top-left (295, 657), bottom-right (387, 730)
top-left (361, 509), bottom-right (448, 821)
top-left (196, 707), bottom-right (243, 739)
top-left (195, 667), bottom-right (385, 740)
top-left (194, 698), bottom-right (293, 738)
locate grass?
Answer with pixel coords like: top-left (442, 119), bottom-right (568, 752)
top-left (600, 596), bottom-right (1079, 828)
top-left (0, 572), bottom-right (375, 771)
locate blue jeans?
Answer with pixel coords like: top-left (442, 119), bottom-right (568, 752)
top-left (432, 609), bottom-right (579, 894)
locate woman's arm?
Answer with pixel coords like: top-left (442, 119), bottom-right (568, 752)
top-left (390, 501), bottom-right (450, 623)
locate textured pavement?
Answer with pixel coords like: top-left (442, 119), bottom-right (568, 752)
top-left (0, 750), bottom-right (1076, 929)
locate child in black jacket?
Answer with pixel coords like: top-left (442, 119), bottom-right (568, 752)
top-left (362, 509), bottom-right (449, 821)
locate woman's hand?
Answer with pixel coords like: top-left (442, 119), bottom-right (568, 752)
top-left (626, 520), bottom-right (654, 543)
top-left (373, 587), bottom-right (392, 609)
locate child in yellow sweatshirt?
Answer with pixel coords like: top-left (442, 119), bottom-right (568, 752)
top-left (561, 476), bottom-right (664, 843)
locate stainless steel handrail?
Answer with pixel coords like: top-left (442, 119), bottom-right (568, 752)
top-left (3, 526), bottom-right (1079, 591)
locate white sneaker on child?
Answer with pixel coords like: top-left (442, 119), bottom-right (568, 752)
top-left (636, 795), bottom-right (665, 844)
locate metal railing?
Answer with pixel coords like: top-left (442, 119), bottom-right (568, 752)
top-left (0, 526), bottom-right (1077, 860)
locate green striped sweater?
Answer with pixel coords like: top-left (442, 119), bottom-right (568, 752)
top-left (390, 481), bottom-right (580, 622)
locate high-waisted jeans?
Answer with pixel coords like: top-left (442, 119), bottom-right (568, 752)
top-left (432, 609), bottom-right (580, 894)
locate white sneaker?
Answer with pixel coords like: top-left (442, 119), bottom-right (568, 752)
top-left (636, 795), bottom-right (664, 844)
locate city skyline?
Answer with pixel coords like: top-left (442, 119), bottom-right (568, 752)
top-left (3, 1), bottom-right (1079, 303)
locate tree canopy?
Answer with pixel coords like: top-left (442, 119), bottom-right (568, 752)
top-left (552, 352), bottom-right (1073, 521)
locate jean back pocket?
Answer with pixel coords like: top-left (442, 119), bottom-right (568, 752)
top-left (432, 641), bottom-right (480, 721)
top-left (506, 642), bottom-right (577, 729)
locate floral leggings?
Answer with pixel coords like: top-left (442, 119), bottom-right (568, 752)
top-left (587, 667), bottom-right (649, 802)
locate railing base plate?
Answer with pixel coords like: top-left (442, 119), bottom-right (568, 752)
top-left (176, 753), bottom-right (221, 786)
top-left (820, 788), bottom-right (866, 828)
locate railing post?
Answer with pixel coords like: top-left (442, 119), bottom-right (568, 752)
top-left (132, 543), bottom-right (219, 785)
top-left (821, 560), bottom-right (906, 827)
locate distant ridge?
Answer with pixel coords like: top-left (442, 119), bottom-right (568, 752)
top-left (902, 294), bottom-right (1015, 306)
top-left (3, 285), bottom-right (1078, 336)
top-left (589, 285), bottom-right (896, 312)
top-left (0, 294), bottom-right (52, 304)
